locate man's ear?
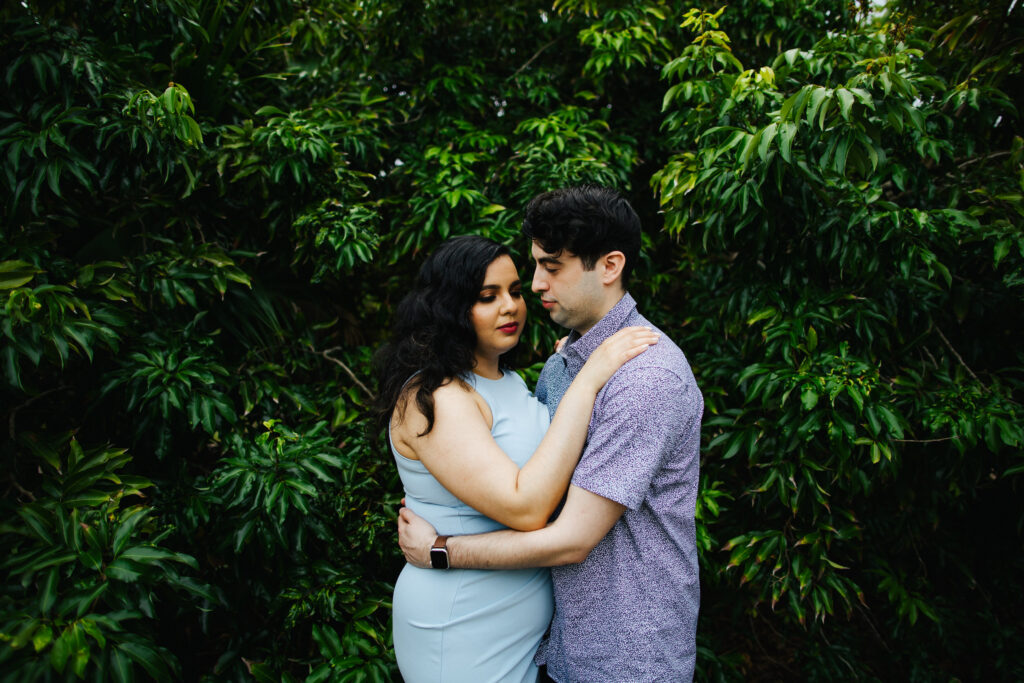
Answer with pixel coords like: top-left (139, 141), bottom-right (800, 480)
top-left (599, 251), bottom-right (626, 286)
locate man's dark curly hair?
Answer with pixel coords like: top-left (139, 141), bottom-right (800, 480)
top-left (375, 235), bottom-right (516, 437)
top-left (522, 184), bottom-right (642, 287)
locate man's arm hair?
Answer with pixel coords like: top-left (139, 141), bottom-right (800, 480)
top-left (398, 485), bottom-right (626, 570)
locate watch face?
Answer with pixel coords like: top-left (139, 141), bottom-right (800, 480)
top-left (430, 548), bottom-right (449, 569)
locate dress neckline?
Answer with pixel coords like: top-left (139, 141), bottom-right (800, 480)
top-left (470, 369), bottom-right (506, 383)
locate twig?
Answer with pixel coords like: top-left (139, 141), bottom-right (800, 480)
top-left (749, 614), bottom-right (799, 675)
top-left (8, 474), bottom-right (36, 502)
top-left (512, 38), bottom-right (560, 77)
top-left (856, 603), bottom-right (892, 653)
top-left (893, 436), bottom-right (957, 444)
top-left (934, 327), bottom-right (984, 388)
top-left (310, 346), bottom-right (377, 400)
top-left (391, 110), bottom-right (425, 127)
top-left (8, 386), bottom-right (64, 440)
top-left (957, 150), bottom-right (1012, 170)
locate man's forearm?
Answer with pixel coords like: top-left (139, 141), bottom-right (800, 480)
top-left (398, 486), bottom-right (625, 570)
top-left (447, 524), bottom-right (587, 570)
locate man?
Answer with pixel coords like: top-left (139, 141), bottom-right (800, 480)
top-left (398, 185), bottom-right (703, 682)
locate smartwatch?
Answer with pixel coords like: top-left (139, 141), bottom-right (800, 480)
top-left (430, 535), bottom-right (451, 569)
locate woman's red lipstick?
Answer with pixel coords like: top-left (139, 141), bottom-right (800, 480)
top-left (498, 322), bottom-right (519, 333)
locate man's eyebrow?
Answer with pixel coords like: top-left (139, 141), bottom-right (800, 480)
top-left (536, 255), bottom-right (561, 266)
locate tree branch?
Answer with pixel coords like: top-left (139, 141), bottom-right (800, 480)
top-left (309, 346), bottom-right (377, 400)
top-left (7, 474), bottom-right (36, 502)
top-left (893, 436), bottom-right (957, 444)
top-left (934, 327), bottom-right (985, 389)
top-left (8, 386), bottom-right (65, 441)
top-left (956, 150), bottom-right (1012, 170)
top-left (921, 345), bottom-right (939, 370)
top-left (512, 38), bottom-right (560, 77)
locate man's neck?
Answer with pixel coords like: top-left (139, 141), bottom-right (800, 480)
top-left (573, 290), bottom-right (626, 337)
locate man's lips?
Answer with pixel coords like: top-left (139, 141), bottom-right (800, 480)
top-left (540, 300), bottom-right (555, 309)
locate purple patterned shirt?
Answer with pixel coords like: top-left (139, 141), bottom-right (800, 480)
top-left (534, 293), bottom-right (702, 682)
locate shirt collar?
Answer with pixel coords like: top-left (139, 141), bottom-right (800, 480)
top-left (560, 292), bottom-right (637, 364)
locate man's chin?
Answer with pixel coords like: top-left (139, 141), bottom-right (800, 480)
top-left (547, 311), bottom-right (571, 329)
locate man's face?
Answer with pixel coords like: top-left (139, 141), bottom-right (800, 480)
top-left (530, 240), bottom-right (605, 335)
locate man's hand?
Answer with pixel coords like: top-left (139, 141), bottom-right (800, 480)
top-left (398, 506), bottom-right (438, 568)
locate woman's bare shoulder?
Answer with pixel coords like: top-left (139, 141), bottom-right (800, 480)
top-left (392, 377), bottom-right (477, 432)
top-left (398, 377), bottom-right (473, 410)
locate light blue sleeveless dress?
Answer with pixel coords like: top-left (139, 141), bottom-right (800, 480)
top-left (391, 370), bottom-right (553, 683)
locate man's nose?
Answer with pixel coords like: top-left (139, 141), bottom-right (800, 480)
top-left (531, 270), bottom-right (547, 292)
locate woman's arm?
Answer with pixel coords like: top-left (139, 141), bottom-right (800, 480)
top-left (392, 326), bottom-right (657, 530)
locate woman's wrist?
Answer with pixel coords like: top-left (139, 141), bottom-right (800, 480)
top-left (574, 365), bottom-right (604, 395)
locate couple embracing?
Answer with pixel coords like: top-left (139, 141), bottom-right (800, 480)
top-left (376, 185), bottom-right (703, 682)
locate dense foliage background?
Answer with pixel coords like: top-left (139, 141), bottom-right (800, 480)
top-left (2, 0), bottom-right (1021, 680)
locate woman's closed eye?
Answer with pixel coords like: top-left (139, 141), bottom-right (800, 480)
top-left (479, 290), bottom-right (521, 303)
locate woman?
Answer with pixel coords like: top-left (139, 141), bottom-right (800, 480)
top-left (376, 235), bottom-right (656, 683)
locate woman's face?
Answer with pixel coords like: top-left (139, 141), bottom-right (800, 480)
top-left (470, 254), bottom-right (526, 362)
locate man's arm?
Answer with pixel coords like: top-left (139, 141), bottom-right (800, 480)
top-left (398, 484), bottom-right (626, 569)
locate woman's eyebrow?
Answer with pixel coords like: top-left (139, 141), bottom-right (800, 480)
top-left (479, 280), bottom-right (521, 291)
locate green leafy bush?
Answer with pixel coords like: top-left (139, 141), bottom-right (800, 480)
top-left (0, 437), bottom-right (209, 681)
top-left (1, 0), bottom-right (1021, 680)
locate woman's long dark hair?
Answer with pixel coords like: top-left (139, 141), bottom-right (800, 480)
top-left (375, 235), bottom-right (515, 436)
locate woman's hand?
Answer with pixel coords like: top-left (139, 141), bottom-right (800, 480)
top-left (578, 326), bottom-right (658, 391)
top-left (398, 506), bottom-right (437, 568)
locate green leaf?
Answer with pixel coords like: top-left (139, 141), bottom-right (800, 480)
top-left (0, 260), bottom-right (41, 289)
top-left (994, 239), bottom-right (1011, 267)
top-left (110, 648), bottom-right (134, 683)
top-left (876, 405), bottom-right (904, 439)
top-left (307, 664), bottom-right (334, 683)
top-left (835, 88), bottom-right (855, 121)
top-left (10, 618), bottom-right (40, 649)
top-left (50, 629), bottom-right (73, 672)
top-left (39, 567), bottom-right (59, 614)
top-left (113, 508), bottom-right (151, 557)
top-left (119, 546), bottom-right (177, 563)
top-left (778, 121), bottom-right (798, 163)
top-left (118, 641), bottom-right (172, 681)
top-left (833, 134), bottom-right (851, 175)
top-left (313, 624), bottom-right (345, 658)
top-left (801, 386), bottom-right (820, 410)
top-left (739, 129), bottom-right (763, 172)
top-left (805, 87), bottom-right (830, 128)
top-left (251, 662), bottom-right (279, 683)
top-left (746, 307), bottom-right (776, 325)
top-left (106, 559), bottom-right (144, 582)
top-left (32, 624), bottom-right (54, 652)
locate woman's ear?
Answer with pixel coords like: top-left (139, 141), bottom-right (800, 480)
top-left (599, 251), bottom-right (626, 286)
